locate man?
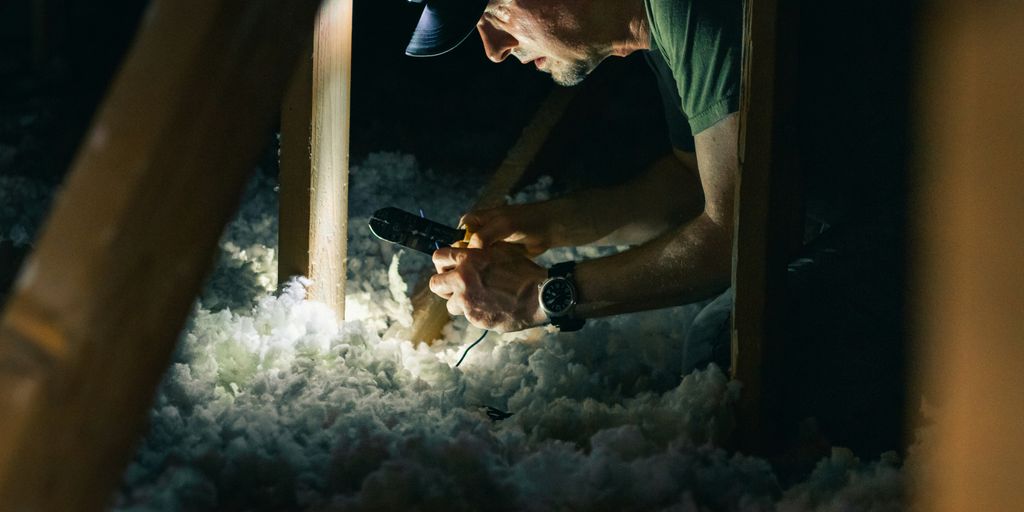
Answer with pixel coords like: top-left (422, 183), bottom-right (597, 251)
top-left (407, 0), bottom-right (741, 351)
top-left (407, 0), bottom-right (910, 457)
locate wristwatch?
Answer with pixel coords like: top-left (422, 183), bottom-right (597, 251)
top-left (538, 261), bottom-right (585, 332)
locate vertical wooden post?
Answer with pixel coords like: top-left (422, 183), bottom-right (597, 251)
top-left (279, 0), bottom-right (353, 320)
top-left (0, 1), bottom-right (320, 510)
top-left (912, 2), bottom-right (1024, 510)
top-left (730, 0), bottom-right (800, 452)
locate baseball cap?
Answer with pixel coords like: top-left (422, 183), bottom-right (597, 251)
top-left (406, 0), bottom-right (489, 57)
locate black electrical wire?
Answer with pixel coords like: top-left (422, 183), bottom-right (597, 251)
top-left (447, 330), bottom-right (512, 421)
top-left (416, 208), bottom-right (486, 368)
top-left (455, 330), bottom-right (488, 367)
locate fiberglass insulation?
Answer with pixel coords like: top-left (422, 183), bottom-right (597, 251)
top-left (1, 152), bottom-right (907, 511)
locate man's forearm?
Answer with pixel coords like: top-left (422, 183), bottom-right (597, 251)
top-left (573, 211), bottom-right (733, 318)
top-left (550, 151), bottom-right (705, 248)
top-left (560, 115), bottom-right (739, 319)
top-left (446, 116), bottom-right (739, 331)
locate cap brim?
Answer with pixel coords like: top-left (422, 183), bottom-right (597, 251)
top-left (406, 0), bottom-right (489, 57)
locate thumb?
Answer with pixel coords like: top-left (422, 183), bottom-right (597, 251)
top-left (460, 209), bottom-right (510, 248)
top-left (458, 211), bottom-right (486, 249)
top-left (458, 211), bottom-right (487, 232)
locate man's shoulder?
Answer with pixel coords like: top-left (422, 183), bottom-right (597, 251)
top-left (643, 0), bottom-right (743, 135)
top-left (647, 0), bottom-right (742, 48)
top-left (645, 0), bottom-right (692, 46)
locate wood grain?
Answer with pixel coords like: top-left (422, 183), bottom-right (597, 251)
top-left (730, 0), bottom-right (800, 453)
top-left (0, 1), bottom-right (320, 509)
top-left (279, 0), bottom-right (354, 320)
top-left (912, 2), bottom-right (1024, 510)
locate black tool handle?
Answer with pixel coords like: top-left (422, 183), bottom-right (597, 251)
top-left (368, 207), bottom-right (466, 254)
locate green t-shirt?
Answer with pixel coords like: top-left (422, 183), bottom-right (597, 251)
top-left (644, 0), bottom-right (742, 144)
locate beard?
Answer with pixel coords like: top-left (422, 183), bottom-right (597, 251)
top-left (511, 47), bottom-right (600, 87)
top-left (546, 56), bottom-right (600, 87)
top-left (549, 59), bottom-right (592, 86)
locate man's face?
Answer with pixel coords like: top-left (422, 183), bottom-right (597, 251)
top-left (476, 0), bottom-right (601, 87)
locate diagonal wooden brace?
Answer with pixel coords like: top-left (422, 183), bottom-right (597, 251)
top-left (407, 87), bottom-right (577, 345)
top-left (0, 1), bottom-right (321, 510)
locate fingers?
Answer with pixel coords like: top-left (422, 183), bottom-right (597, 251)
top-left (477, 217), bottom-right (516, 247)
top-left (446, 296), bottom-right (465, 316)
top-left (432, 247), bottom-right (470, 273)
top-left (429, 270), bottom-right (465, 316)
top-left (461, 208), bottom-right (514, 248)
top-left (428, 272), bottom-right (454, 299)
top-left (426, 243), bottom-right (545, 332)
top-left (458, 210), bottom-right (492, 232)
top-left (430, 247), bottom-right (482, 320)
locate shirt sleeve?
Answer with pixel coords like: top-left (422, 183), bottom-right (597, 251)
top-left (648, 0), bottom-right (742, 134)
top-left (644, 50), bottom-right (696, 152)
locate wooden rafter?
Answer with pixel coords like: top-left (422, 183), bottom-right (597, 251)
top-left (912, 1), bottom-right (1024, 509)
top-left (0, 1), bottom-right (320, 509)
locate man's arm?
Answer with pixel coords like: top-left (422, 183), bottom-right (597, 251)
top-left (461, 148), bottom-right (704, 253)
top-left (574, 112), bottom-right (738, 317)
top-left (579, 148), bottom-right (705, 247)
top-left (430, 113), bottom-right (738, 331)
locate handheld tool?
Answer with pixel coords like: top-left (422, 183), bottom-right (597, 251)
top-left (368, 207), bottom-right (470, 254)
top-left (370, 207), bottom-right (501, 372)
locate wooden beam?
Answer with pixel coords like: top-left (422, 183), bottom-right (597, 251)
top-left (407, 87), bottom-right (577, 344)
top-left (912, 2), bottom-right (1024, 510)
top-left (0, 1), bottom-right (320, 510)
top-left (730, 0), bottom-right (800, 453)
top-left (279, 52), bottom-right (314, 291)
top-left (279, 0), bottom-right (354, 320)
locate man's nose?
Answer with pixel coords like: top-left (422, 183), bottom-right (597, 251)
top-left (477, 19), bottom-right (517, 63)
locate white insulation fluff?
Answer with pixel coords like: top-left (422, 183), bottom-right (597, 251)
top-left (1, 152), bottom-right (904, 510)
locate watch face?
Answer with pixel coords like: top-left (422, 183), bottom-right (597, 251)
top-left (541, 277), bottom-right (575, 316)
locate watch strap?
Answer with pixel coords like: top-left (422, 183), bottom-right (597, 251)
top-left (552, 315), bottom-right (585, 332)
top-left (546, 261), bottom-right (584, 332)
top-left (548, 260), bottom-right (576, 278)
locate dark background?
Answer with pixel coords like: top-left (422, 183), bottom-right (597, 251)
top-left (0, 0), bottom-right (672, 304)
top-left (0, 0), bottom-right (670, 183)
top-left (0, 0), bottom-right (915, 474)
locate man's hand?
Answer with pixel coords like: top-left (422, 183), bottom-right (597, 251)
top-left (460, 201), bottom-right (571, 255)
top-left (461, 151), bottom-right (704, 253)
top-left (429, 242), bottom-right (548, 332)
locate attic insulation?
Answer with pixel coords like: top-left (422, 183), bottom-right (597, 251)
top-left (106, 151), bottom-right (915, 510)
top-left (0, 149), bottom-right (909, 512)
top-left (0, 152), bottom-right (909, 511)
